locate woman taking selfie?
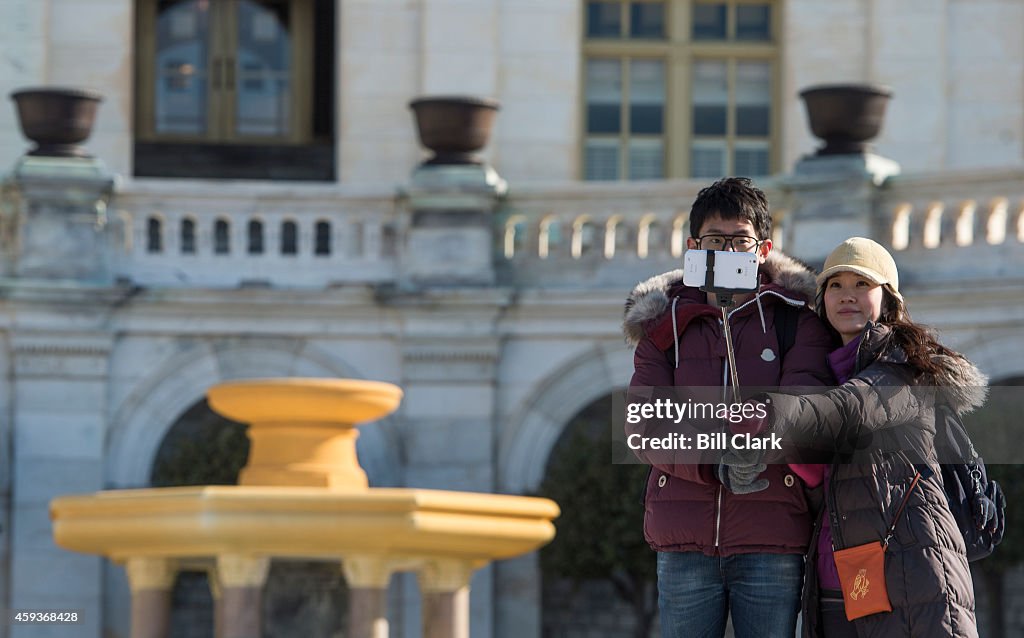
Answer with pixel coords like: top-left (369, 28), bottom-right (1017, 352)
top-left (750, 237), bottom-right (994, 637)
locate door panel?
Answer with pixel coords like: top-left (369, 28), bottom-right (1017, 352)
top-left (153, 0), bottom-right (213, 136)
top-left (140, 0), bottom-right (310, 144)
top-left (232, 0), bottom-right (292, 139)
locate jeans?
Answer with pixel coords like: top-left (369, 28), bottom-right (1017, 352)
top-left (657, 551), bottom-right (804, 638)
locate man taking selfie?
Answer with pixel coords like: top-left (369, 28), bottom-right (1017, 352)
top-left (622, 177), bottom-right (834, 638)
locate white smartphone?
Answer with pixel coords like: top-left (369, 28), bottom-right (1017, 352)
top-left (682, 249), bottom-right (759, 292)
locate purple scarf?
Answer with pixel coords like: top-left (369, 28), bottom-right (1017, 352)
top-left (818, 333), bottom-right (863, 591)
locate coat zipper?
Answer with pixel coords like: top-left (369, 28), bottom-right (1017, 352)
top-left (714, 485), bottom-right (723, 547)
top-left (828, 461), bottom-right (844, 550)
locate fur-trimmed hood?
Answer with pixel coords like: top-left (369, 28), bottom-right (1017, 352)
top-left (934, 353), bottom-right (990, 415)
top-left (622, 250), bottom-right (817, 347)
top-left (860, 322), bottom-right (989, 416)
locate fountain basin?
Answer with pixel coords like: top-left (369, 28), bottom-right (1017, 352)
top-left (51, 486), bottom-right (559, 562)
top-left (207, 378), bottom-right (403, 489)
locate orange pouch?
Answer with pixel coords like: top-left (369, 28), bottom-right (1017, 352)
top-left (833, 541), bottom-right (891, 620)
top-left (831, 471), bottom-right (921, 622)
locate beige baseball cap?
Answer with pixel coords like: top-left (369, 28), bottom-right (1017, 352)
top-left (816, 237), bottom-right (903, 301)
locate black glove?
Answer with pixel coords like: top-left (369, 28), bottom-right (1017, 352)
top-left (716, 447), bottom-right (768, 494)
top-left (971, 485), bottom-right (998, 531)
top-left (987, 480), bottom-right (1006, 541)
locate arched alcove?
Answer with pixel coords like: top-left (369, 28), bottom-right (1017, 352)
top-left (498, 343), bottom-right (632, 495)
top-left (536, 394), bottom-right (656, 638)
top-left (107, 338), bottom-right (402, 490)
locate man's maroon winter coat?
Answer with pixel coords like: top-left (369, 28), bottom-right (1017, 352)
top-left (623, 251), bottom-right (835, 556)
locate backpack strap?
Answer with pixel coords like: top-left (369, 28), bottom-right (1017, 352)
top-left (883, 472), bottom-right (922, 549)
top-left (774, 301), bottom-right (801, 360)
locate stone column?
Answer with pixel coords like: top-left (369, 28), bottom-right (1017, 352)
top-left (207, 567), bottom-right (225, 638)
top-left (390, 160), bottom-right (509, 636)
top-left (3, 155), bottom-right (118, 638)
top-left (419, 560), bottom-right (476, 638)
top-left (342, 556), bottom-right (396, 638)
top-left (8, 331), bottom-right (113, 638)
top-left (125, 558), bottom-right (176, 638)
top-left (775, 153), bottom-right (901, 265)
top-left (214, 555), bottom-right (270, 638)
top-left (395, 333), bottom-right (503, 638)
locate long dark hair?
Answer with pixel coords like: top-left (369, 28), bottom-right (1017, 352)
top-left (815, 282), bottom-right (957, 379)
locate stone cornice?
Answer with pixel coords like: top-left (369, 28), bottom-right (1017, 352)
top-left (0, 279), bottom-right (143, 305)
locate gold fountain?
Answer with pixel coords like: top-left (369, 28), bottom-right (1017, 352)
top-left (50, 379), bottom-right (559, 638)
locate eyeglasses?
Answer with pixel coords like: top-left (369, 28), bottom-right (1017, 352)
top-left (696, 234), bottom-right (762, 252)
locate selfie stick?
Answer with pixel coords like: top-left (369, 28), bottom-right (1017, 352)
top-left (701, 251), bottom-right (753, 404)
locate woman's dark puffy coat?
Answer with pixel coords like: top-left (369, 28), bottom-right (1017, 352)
top-left (765, 322), bottom-right (986, 638)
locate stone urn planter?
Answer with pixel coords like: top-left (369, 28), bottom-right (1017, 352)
top-left (409, 96), bottom-right (499, 165)
top-left (9, 86), bottom-right (103, 158)
top-left (799, 84), bottom-right (892, 155)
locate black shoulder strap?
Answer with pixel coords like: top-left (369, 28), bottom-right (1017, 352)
top-left (774, 302), bottom-right (800, 360)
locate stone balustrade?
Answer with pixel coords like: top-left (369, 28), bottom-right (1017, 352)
top-left (111, 179), bottom-right (401, 288)
top-left (494, 179), bottom-right (786, 288)
top-left (106, 171), bottom-right (1024, 291)
top-left (876, 168), bottom-right (1024, 285)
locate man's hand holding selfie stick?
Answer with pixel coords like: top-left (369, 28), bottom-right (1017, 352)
top-left (687, 249), bottom-right (771, 494)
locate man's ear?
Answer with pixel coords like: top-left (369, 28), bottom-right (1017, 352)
top-left (757, 238), bottom-right (773, 264)
top-left (686, 237), bottom-right (699, 250)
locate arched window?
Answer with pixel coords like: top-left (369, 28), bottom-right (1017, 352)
top-left (248, 220), bottom-right (264, 255)
top-left (214, 218), bottom-right (230, 255)
top-left (146, 216), bottom-right (163, 253)
top-left (314, 220), bottom-right (331, 256)
top-left (281, 220), bottom-right (298, 255)
top-left (180, 218), bottom-right (196, 254)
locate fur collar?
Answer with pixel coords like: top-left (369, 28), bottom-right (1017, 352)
top-left (622, 250), bottom-right (817, 347)
top-left (860, 322), bottom-right (989, 416)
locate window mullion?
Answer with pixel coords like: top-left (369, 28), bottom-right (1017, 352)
top-left (720, 57), bottom-right (729, 175)
top-left (769, 55), bottom-right (780, 175)
top-left (673, 0), bottom-right (690, 43)
top-left (667, 0), bottom-right (689, 178)
top-left (137, 0), bottom-right (158, 141)
top-left (208, 0), bottom-right (229, 142)
top-left (670, 48), bottom-right (689, 178)
top-left (726, 1), bottom-right (736, 41)
top-left (221, 0), bottom-right (241, 142)
top-left (621, 56), bottom-right (632, 179)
